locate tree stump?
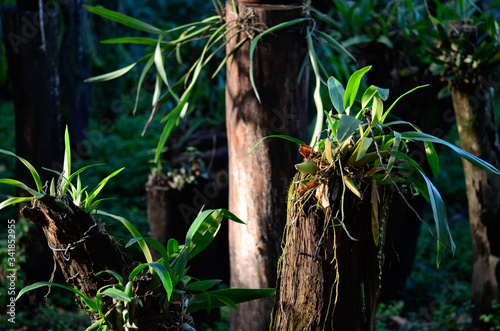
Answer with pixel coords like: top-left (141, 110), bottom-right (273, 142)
top-left (271, 174), bottom-right (392, 330)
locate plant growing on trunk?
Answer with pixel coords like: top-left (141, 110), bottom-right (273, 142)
top-left (425, 2), bottom-right (500, 328)
top-left (0, 128), bottom-right (274, 330)
top-left (253, 66), bottom-right (500, 330)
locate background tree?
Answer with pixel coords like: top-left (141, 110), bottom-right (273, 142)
top-left (428, 4), bottom-right (500, 327)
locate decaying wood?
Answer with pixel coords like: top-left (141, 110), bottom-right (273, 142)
top-left (21, 195), bottom-right (190, 330)
top-left (271, 174), bottom-right (392, 330)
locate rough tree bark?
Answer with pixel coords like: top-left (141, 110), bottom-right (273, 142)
top-left (450, 80), bottom-right (500, 329)
top-left (225, 1), bottom-right (308, 329)
top-left (21, 195), bottom-right (191, 329)
top-left (270, 174), bottom-right (392, 330)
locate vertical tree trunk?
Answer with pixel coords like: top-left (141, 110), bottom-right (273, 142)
top-left (2, 2), bottom-right (63, 290)
top-left (59, 0), bottom-right (90, 146)
top-left (450, 81), bottom-right (500, 329)
top-left (270, 175), bottom-right (392, 330)
top-left (225, 1), bottom-right (308, 329)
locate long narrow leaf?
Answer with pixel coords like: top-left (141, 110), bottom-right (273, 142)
top-left (95, 210), bottom-right (153, 264)
top-left (415, 168), bottom-right (455, 267)
top-left (307, 31), bottom-right (324, 145)
top-left (84, 168), bottom-right (124, 210)
top-left (0, 179), bottom-right (44, 198)
top-left (0, 149), bottom-right (43, 193)
top-left (128, 262), bottom-right (173, 300)
top-left (401, 131), bottom-right (500, 175)
top-left (85, 63), bottom-right (137, 83)
top-left (0, 196), bottom-right (34, 210)
top-left (343, 66), bottom-right (371, 112)
top-left (243, 135), bottom-right (306, 159)
top-left (188, 288), bottom-right (275, 313)
top-left (16, 281), bottom-right (98, 312)
top-left (249, 18), bottom-right (309, 103)
top-left (380, 85), bottom-right (429, 123)
top-left (83, 6), bottom-right (162, 34)
top-left (134, 55), bottom-right (155, 115)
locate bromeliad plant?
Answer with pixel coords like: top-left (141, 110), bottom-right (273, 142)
top-left (0, 129), bottom-right (274, 330)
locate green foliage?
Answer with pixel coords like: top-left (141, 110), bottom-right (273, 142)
top-left (480, 300), bottom-right (500, 330)
top-left (0, 127), bottom-right (123, 214)
top-left (15, 206), bottom-right (273, 330)
top-left (426, 1), bottom-right (500, 83)
top-left (248, 66), bottom-right (499, 266)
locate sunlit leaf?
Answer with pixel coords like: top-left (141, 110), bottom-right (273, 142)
top-left (0, 149), bottom-right (43, 193)
top-left (344, 66), bottom-right (371, 113)
top-left (327, 76), bottom-right (345, 114)
top-left (401, 131), bottom-right (500, 175)
top-left (83, 6), bottom-right (162, 34)
top-left (85, 63), bottom-right (137, 83)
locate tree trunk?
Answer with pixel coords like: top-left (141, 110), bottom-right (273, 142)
top-left (21, 195), bottom-right (192, 329)
top-left (21, 195), bottom-right (130, 322)
top-left (450, 81), bottom-right (500, 329)
top-left (2, 2), bottom-right (63, 292)
top-left (59, 0), bottom-right (90, 146)
top-left (225, 1), bottom-right (308, 329)
top-left (271, 174), bottom-right (392, 330)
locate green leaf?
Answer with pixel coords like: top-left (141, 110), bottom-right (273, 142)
top-left (84, 63), bottom-right (137, 83)
top-left (171, 248), bottom-right (189, 286)
top-left (307, 31), bottom-right (324, 145)
top-left (101, 288), bottom-right (132, 303)
top-left (400, 131), bottom-right (500, 175)
top-left (185, 209), bottom-right (224, 259)
top-left (0, 149), bottom-right (43, 193)
top-left (415, 168), bottom-right (455, 267)
top-left (380, 85), bottom-right (428, 123)
top-left (127, 237), bottom-right (170, 269)
top-left (129, 262), bottom-right (173, 300)
top-left (348, 137), bottom-right (373, 164)
top-left (343, 66), bottom-right (371, 113)
top-left (315, 30), bottom-right (356, 63)
top-left (0, 179), bottom-right (44, 198)
top-left (83, 6), bottom-right (162, 34)
top-left (188, 288), bottom-right (275, 313)
top-left (95, 210), bottom-right (153, 264)
top-left (335, 114), bottom-right (362, 143)
top-left (249, 18), bottom-right (309, 103)
top-left (386, 132), bottom-right (401, 173)
top-left (96, 270), bottom-right (123, 287)
top-left (243, 134), bottom-right (306, 159)
top-left (371, 97), bottom-right (383, 127)
top-left (327, 76), bottom-right (345, 114)
top-left (185, 279), bottom-right (222, 291)
top-left (154, 117), bottom-right (177, 163)
top-left (101, 36), bottom-right (160, 45)
top-left (0, 196), bottom-right (34, 210)
top-left (134, 56), bottom-right (155, 115)
top-left (361, 85), bottom-right (389, 109)
top-left (84, 168), bottom-right (124, 212)
top-left (61, 126), bottom-right (71, 194)
top-left (16, 281), bottom-right (98, 312)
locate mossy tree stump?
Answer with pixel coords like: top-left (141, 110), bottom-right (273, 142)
top-left (271, 172), bottom-right (392, 330)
